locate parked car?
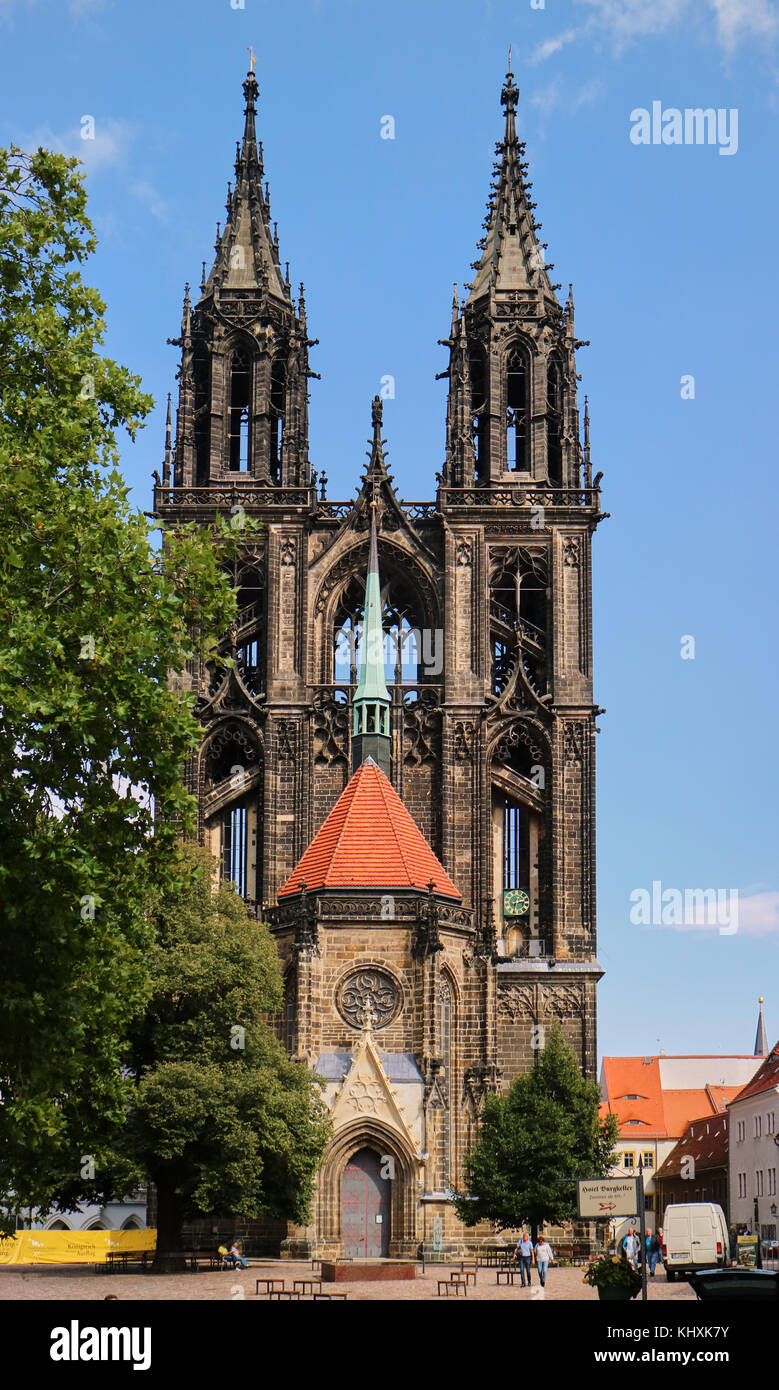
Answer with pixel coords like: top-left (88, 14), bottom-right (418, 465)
top-left (662, 1202), bottom-right (730, 1282)
top-left (691, 1267), bottom-right (779, 1300)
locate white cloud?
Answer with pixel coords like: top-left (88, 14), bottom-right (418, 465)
top-left (709, 0), bottom-right (779, 53)
top-left (734, 890), bottom-right (779, 936)
top-left (529, 76), bottom-right (605, 119)
top-left (0, 0), bottom-right (107, 20)
top-left (531, 0), bottom-right (779, 59)
top-left (16, 118), bottom-right (134, 173)
top-left (130, 179), bottom-right (168, 223)
top-left (530, 27), bottom-right (580, 63)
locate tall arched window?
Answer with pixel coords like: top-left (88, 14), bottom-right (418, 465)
top-left (438, 979), bottom-right (453, 1188)
top-left (506, 345), bottom-right (530, 472)
top-left (228, 349), bottom-right (251, 471)
top-left (547, 355), bottom-right (564, 485)
top-left (203, 725), bottom-right (260, 902)
top-left (470, 346), bottom-right (488, 477)
top-left (269, 357), bottom-right (286, 482)
top-left (222, 798), bottom-right (249, 896)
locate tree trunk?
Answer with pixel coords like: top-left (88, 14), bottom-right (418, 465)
top-left (152, 1176), bottom-right (187, 1273)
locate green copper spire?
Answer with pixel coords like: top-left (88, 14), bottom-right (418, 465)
top-left (352, 501), bottom-right (391, 774)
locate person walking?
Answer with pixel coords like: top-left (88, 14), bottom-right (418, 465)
top-left (534, 1237), bottom-right (554, 1287)
top-left (515, 1233), bottom-right (534, 1287)
top-left (647, 1229), bottom-right (662, 1277)
top-left (622, 1228), bottom-right (639, 1269)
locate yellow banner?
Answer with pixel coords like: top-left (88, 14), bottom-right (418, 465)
top-left (0, 1228), bottom-right (156, 1265)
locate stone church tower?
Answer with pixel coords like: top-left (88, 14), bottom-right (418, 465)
top-left (155, 63), bottom-right (606, 1257)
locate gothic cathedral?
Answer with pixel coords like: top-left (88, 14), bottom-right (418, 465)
top-left (155, 63), bottom-right (606, 1257)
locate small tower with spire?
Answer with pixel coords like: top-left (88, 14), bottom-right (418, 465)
top-left (167, 62), bottom-right (315, 490)
top-left (352, 489), bottom-right (392, 776)
top-left (441, 61), bottom-right (585, 488)
top-left (754, 997), bottom-right (768, 1057)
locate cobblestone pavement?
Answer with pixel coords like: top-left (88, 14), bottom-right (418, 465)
top-left (0, 1261), bottom-right (697, 1302)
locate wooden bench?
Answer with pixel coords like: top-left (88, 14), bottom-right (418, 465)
top-left (255, 1277), bottom-right (286, 1296)
top-left (496, 1269), bottom-right (523, 1286)
top-left (313, 1292), bottom-right (348, 1300)
top-left (437, 1278), bottom-right (467, 1296)
top-left (293, 1279), bottom-right (322, 1296)
top-left (268, 1290), bottom-right (300, 1300)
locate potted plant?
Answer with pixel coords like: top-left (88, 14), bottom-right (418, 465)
top-left (582, 1252), bottom-right (643, 1301)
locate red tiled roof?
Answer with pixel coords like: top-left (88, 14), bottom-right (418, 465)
top-left (728, 1044), bottom-right (779, 1105)
top-left (655, 1113), bottom-right (729, 1180)
top-left (278, 758), bottom-right (461, 900)
top-left (600, 1058), bottom-right (745, 1140)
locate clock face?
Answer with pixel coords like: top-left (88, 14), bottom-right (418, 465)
top-left (503, 889), bottom-right (530, 918)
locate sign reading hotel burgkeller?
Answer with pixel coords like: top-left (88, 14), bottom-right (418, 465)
top-left (577, 1178), bottom-right (640, 1219)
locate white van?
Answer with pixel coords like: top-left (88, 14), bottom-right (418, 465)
top-left (662, 1203), bottom-right (730, 1281)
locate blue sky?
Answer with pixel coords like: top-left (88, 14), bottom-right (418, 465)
top-left (1, 0), bottom-right (777, 1060)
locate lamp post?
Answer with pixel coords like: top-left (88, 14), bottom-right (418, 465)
top-left (638, 1156), bottom-right (648, 1302)
top-left (754, 1195), bottom-right (762, 1269)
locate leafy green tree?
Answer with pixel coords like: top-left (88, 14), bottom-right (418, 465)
top-left (0, 147), bottom-right (237, 1228)
top-left (452, 1026), bottom-right (619, 1241)
top-left (113, 843), bottom-right (331, 1266)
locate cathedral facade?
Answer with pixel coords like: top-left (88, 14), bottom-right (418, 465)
top-left (155, 63), bottom-right (606, 1257)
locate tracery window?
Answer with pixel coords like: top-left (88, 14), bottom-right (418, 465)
top-left (332, 570), bottom-right (426, 687)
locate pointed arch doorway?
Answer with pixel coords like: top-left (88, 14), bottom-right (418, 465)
top-left (342, 1147), bottom-right (391, 1258)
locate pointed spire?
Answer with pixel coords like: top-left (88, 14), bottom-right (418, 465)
top-left (352, 494), bottom-right (392, 775)
top-left (755, 997), bottom-right (768, 1057)
top-left (467, 63), bottom-right (558, 306)
top-left (241, 64), bottom-right (260, 163)
top-left (162, 392), bottom-right (172, 485)
top-left (181, 282), bottom-right (191, 345)
top-left (365, 393), bottom-right (388, 481)
top-left (200, 64), bottom-right (289, 302)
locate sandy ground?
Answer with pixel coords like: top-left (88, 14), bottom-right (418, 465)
top-left (0, 1259), bottom-right (696, 1302)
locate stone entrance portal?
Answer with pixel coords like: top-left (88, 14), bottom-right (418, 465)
top-left (342, 1147), bottom-right (390, 1258)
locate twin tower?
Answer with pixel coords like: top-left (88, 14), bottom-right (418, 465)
top-left (155, 64), bottom-right (606, 1257)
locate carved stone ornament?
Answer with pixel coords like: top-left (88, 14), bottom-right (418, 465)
top-left (336, 967), bottom-right (402, 1030)
top-left (563, 537), bottom-right (581, 568)
top-left (563, 720), bottom-right (584, 764)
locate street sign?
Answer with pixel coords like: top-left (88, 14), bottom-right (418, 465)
top-left (577, 1178), bottom-right (640, 1219)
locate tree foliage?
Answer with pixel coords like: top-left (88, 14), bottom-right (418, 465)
top-left (0, 146), bottom-right (237, 1224)
top-left (114, 843), bottom-right (331, 1257)
top-left (452, 1026), bottom-right (619, 1236)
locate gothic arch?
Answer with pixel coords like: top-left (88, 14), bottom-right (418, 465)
top-left (487, 718), bottom-right (551, 775)
top-left (199, 716), bottom-right (265, 790)
top-left (317, 1118), bottom-right (419, 1251)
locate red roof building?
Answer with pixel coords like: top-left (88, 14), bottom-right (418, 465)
top-left (278, 757), bottom-right (461, 900)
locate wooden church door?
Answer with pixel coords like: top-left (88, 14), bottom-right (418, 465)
top-left (342, 1148), bottom-right (390, 1258)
